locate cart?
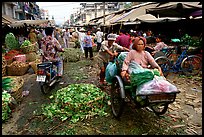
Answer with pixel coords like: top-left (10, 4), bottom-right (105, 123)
top-left (109, 53), bottom-right (180, 119)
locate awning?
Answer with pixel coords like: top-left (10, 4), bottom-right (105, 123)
top-left (10, 19), bottom-right (56, 27)
top-left (2, 14), bottom-right (16, 25)
top-left (113, 3), bottom-right (158, 23)
top-left (146, 2), bottom-right (202, 18)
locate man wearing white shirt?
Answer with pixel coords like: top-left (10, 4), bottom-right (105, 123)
top-left (96, 28), bottom-right (103, 52)
top-left (76, 28), bottom-right (86, 53)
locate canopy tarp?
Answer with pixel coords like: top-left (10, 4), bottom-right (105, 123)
top-left (123, 14), bottom-right (184, 25)
top-left (113, 3), bottom-right (158, 23)
top-left (146, 2), bottom-right (202, 18)
top-left (10, 19), bottom-right (55, 27)
top-left (99, 12), bottom-right (125, 26)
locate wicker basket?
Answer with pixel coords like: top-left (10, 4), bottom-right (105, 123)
top-left (21, 43), bottom-right (37, 54)
top-left (7, 61), bottom-right (29, 76)
top-left (2, 55), bottom-right (7, 76)
top-left (2, 76), bottom-right (24, 102)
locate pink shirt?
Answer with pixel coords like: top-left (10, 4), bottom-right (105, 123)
top-left (115, 34), bottom-right (131, 49)
top-left (154, 42), bottom-right (168, 51)
top-left (122, 50), bottom-right (159, 71)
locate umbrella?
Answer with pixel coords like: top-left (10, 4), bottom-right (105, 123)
top-left (146, 2), bottom-right (202, 18)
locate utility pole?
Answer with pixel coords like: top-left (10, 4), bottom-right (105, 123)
top-left (103, 2), bottom-right (105, 39)
top-left (95, 3), bottom-right (97, 18)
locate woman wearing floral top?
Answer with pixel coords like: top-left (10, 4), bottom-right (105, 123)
top-left (41, 27), bottom-right (64, 77)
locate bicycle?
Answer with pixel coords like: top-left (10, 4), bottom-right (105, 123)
top-left (154, 44), bottom-right (202, 77)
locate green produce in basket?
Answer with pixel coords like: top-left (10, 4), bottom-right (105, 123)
top-left (5, 33), bottom-right (20, 50)
top-left (20, 40), bottom-right (31, 48)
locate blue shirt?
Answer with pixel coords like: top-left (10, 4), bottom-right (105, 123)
top-left (84, 35), bottom-right (92, 47)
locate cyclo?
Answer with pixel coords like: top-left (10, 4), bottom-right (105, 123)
top-left (108, 52), bottom-right (180, 119)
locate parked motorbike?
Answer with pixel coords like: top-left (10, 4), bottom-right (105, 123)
top-left (36, 50), bottom-right (64, 94)
top-left (36, 61), bottom-right (60, 94)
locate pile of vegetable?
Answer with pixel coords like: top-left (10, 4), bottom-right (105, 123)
top-left (181, 34), bottom-right (202, 48)
top-left (40, 84), bottom-right (110, 123)
top-left (59, 48), bottom-right (83, 62)
top-left (5, 33), bottom-right (19, 50)
top-left (20, 40), bottom-right (31, 48)
top-left (2, 77), bottom-right (13, 91)
top-left (2, 91), bottom-right (12, 122)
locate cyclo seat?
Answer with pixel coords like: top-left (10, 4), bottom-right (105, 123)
top-left (37, 62), bottom-right (53, 68)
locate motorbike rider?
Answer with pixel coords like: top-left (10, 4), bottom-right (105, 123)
top-left (41, 27), bottom-right (65, 80)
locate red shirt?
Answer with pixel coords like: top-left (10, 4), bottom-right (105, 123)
top-left (115, 34), bottom-right (131, 49)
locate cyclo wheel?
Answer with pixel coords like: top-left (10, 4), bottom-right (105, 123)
top-left (150, 103), bottom-right (169, 116)
top-left (155, 56), bottom-right (171, 77)
top-left (111, 75), bottom-right (125, 119)
top-left (181, 55), bottom-right (202, 76)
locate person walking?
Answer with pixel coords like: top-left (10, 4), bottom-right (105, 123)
top-left (96, 28), bottom-right (103, 52)
top-left (84, 30), bottom-right (93, 60)
top-left (63, 28), bottom-right (70, 48)
top-left (76, 28), bottom-right (86, 53)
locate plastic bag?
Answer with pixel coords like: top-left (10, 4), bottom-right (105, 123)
top-left (128, 61), bottom-right (155, 87)
top-left (117, 52), bottom-right (128, 68)
top-left (136, 76), bottom-right (178, 95)
top-left (105, 62), bottom-right (117, 83)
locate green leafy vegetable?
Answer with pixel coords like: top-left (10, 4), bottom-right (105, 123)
top-left (40, 83), bottom-right (110, 123)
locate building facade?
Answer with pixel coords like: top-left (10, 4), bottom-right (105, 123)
top-left (70, 2), bottom-right (125, 26)
top-left (2, 2), bottom-right (41, 21)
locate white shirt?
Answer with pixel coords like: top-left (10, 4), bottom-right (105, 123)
top-left (63, 31), bottom-right (70, 39)
top-left (96, 31), bottom-right (103, 43)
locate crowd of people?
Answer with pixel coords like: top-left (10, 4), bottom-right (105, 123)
top-left (12, 26), bottom-right (170, 85)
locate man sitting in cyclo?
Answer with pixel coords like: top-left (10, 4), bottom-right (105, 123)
top-left (41, 27), bottom-right (65, 79)
top-left (145, 35), bottom-right (168, 57)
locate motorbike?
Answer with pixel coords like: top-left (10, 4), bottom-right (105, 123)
top-left (36, 61), bottom-right (59, 94)
top-left (36, 52), bottom-right (64, 94)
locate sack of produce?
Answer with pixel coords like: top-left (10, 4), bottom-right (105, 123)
top-left (7, 61), bottom-right (29, 76)
top-left (117, 52), bottom-right (128, 70)
top-left (128, 61), bottom-right (160, 87)
top-left (136, 76), bottom-right (178, 95)
top-left (105, 62), bottom-right (118, 84)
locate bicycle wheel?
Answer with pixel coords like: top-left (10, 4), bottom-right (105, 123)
top-left (111, 76), bottom-right (125, 119)
top-left (155, 56), bottom-right (171, 77)
top-left (181, 55), bottom-right (202, 76)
